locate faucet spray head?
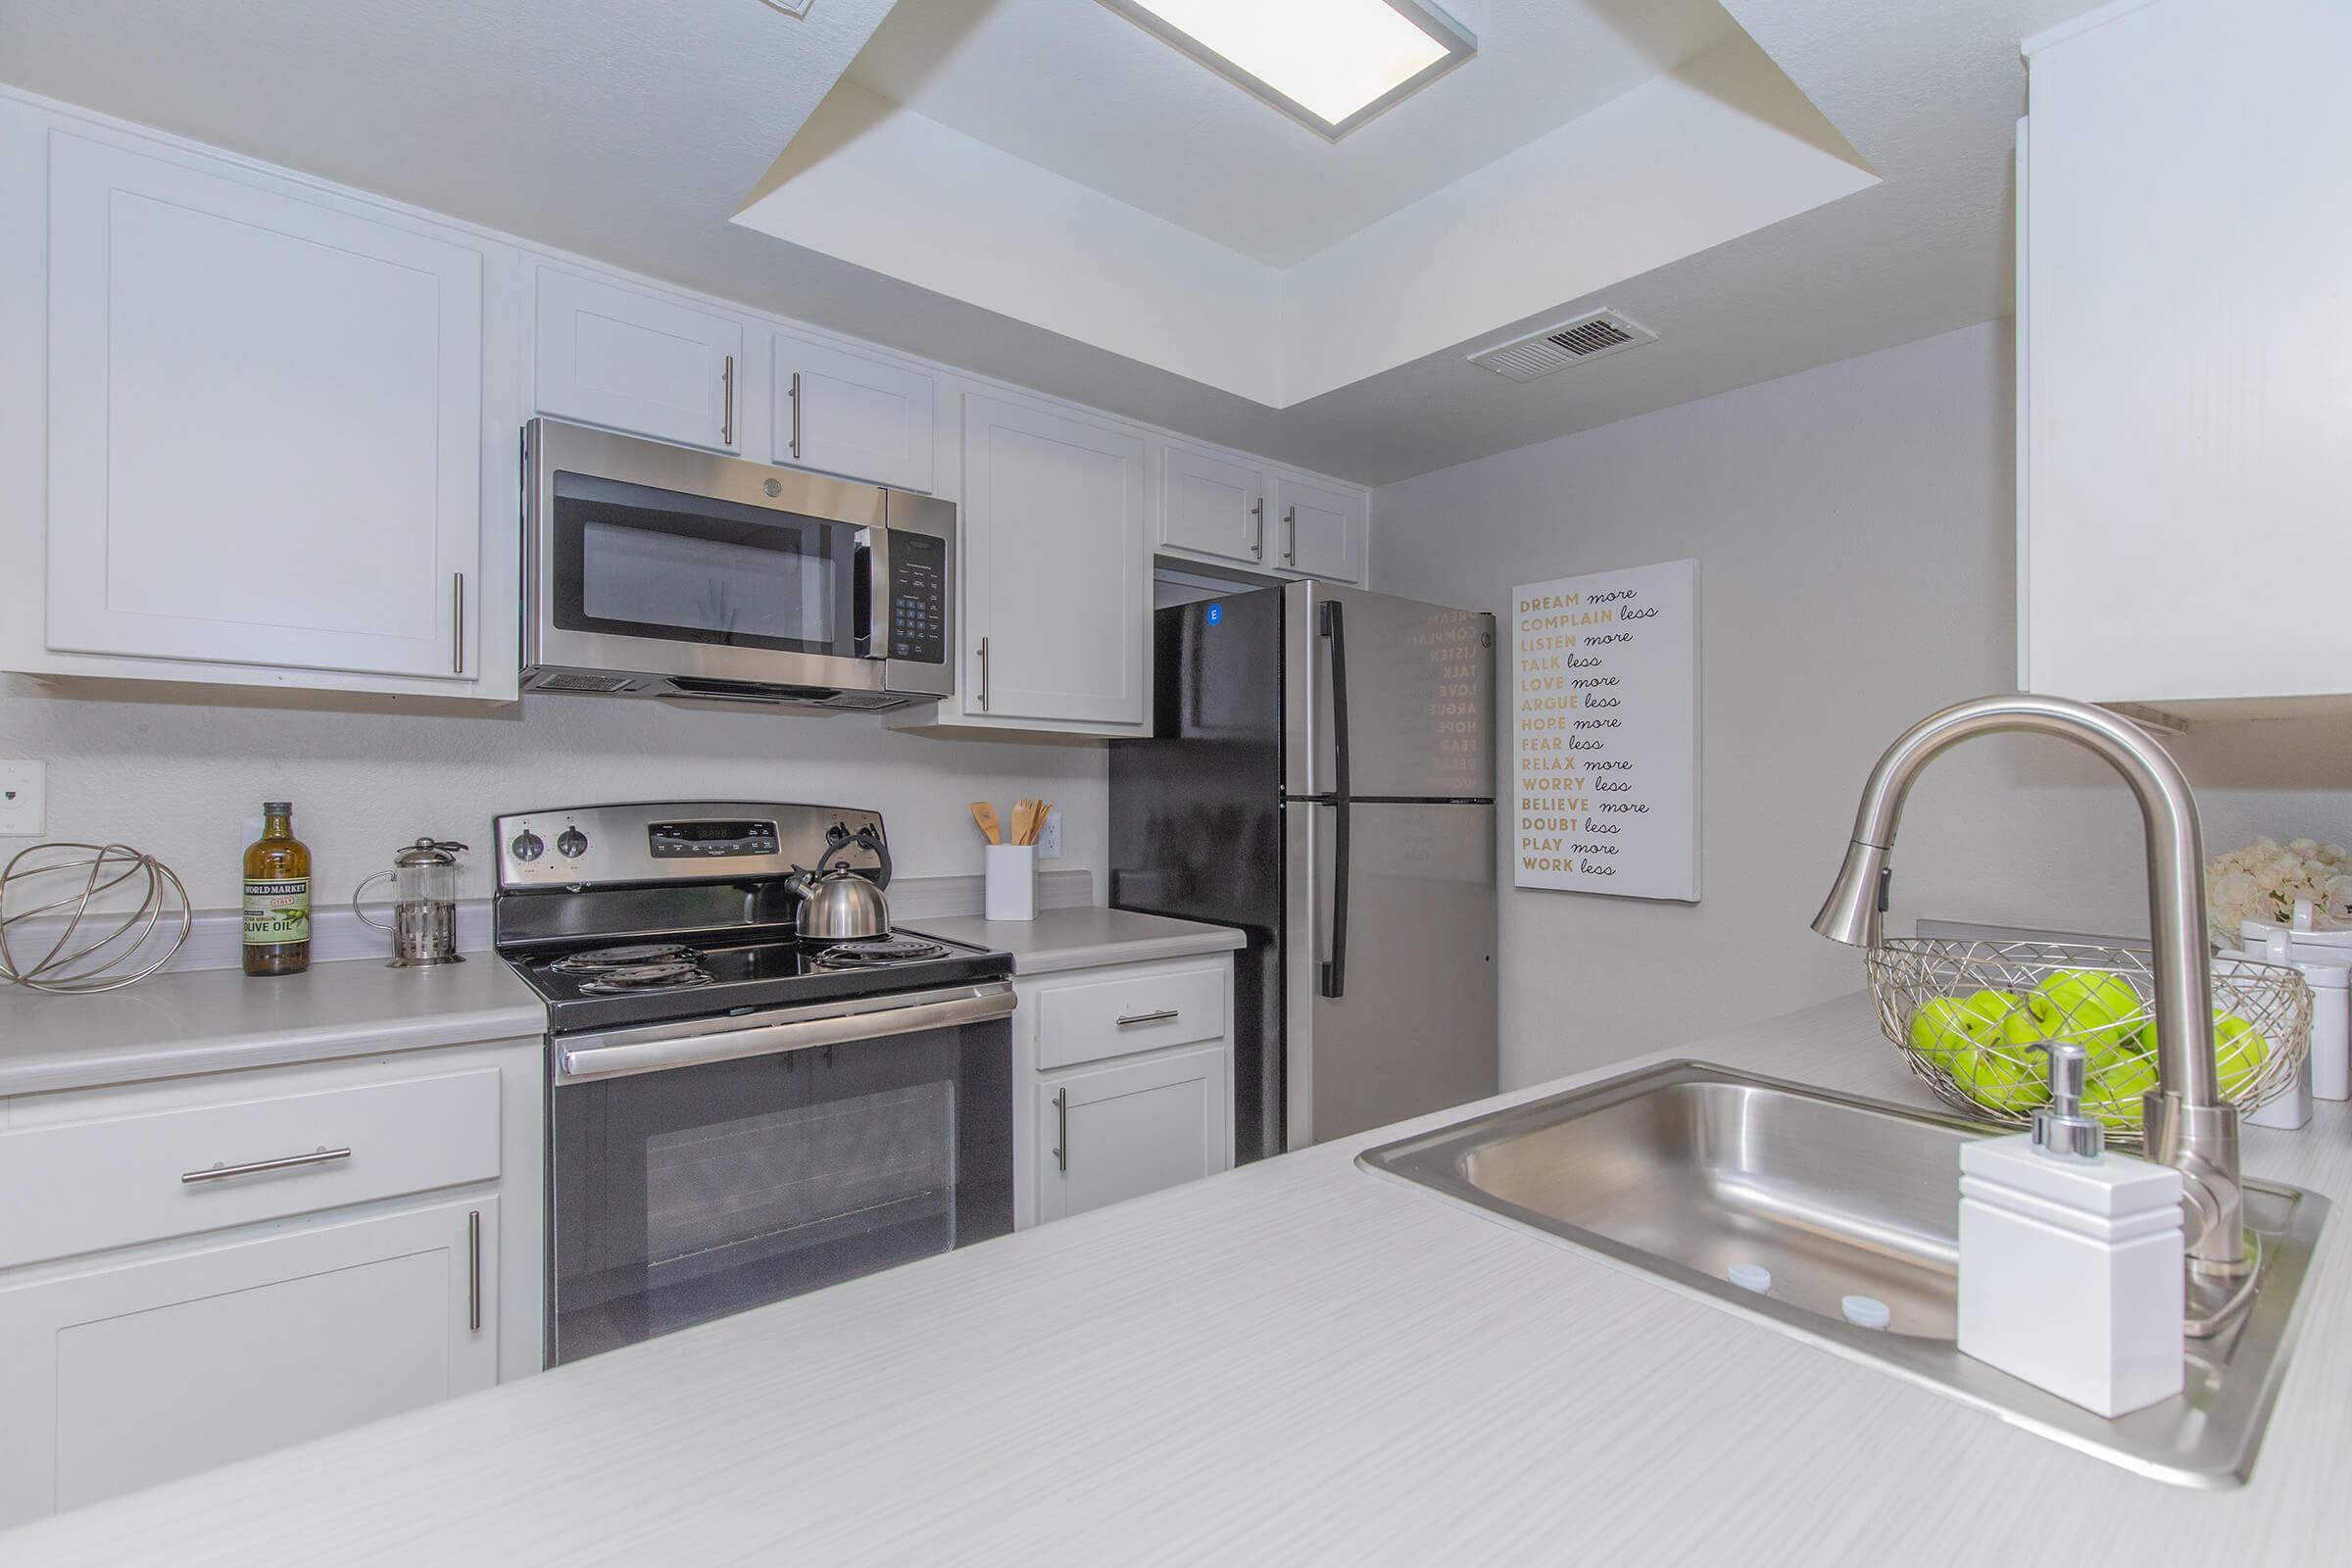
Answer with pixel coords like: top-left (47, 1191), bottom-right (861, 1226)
top-left (1812, 841), bottom-right (1892, 947)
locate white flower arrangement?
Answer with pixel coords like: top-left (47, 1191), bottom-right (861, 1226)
top-left (2207, 837), bottom-right (2352, 943)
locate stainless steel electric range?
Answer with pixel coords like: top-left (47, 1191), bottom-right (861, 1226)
top-left (492, 801), bottom-right (1015, 1366)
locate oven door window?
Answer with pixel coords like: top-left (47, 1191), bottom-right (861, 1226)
top-left (551, 470), bottom-right (863, 657)
top-left (551, 1019), bottom-right (1011, 1365)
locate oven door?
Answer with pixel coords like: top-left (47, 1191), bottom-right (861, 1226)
top-left (523, 418), bottom-right (891, 694)
top-left (548, 982), bottom-right (1014, 1366)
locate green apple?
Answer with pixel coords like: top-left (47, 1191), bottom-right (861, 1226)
top-left (2031, 969), bottom-right (2144, 1055)
top-left (2215, 1014), bottom-right (2273, 1100)
top-left (1950, 1040), bottom-right (2052, 1114)
top-left (1909, 992), bottom-right (2012, 1059)
top-left (2086, 1051), bottom-right (2160, 1130)
top-left (1998, 1004), bottom-right (2050, 1050)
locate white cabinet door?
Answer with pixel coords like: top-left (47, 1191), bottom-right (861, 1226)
top-left (1160, 440), bottom-right (1268, 566)
top-left (1270, 472), bottom-right (1364, 583)
top-left (45, 132), bottom-right (483, 680)
top-left (1035, 1047), bottom-right (1230, 1226)
top-left (0, 1198), bottom-right (496, 1528)
top-left (2019, 0), bottom-right (2352, 706)
top-left (774, 332), bottom-right (934, 492)
top-left (961, 394), bottom-right (1149, 727)
top-left (535, 267), bottom-right (743, 453)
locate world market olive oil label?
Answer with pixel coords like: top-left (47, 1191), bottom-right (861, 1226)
top-left (243, 801), bottom-right (313, 976)
top-left (242, 879), bottom-right (311, 945)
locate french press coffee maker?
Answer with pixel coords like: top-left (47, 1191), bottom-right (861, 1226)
top-left (354, 838), bottom-right (467, 967)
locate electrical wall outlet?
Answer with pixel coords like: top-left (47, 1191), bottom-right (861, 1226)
top-left (0, 760), bottom-right (46, 837)
top-left (1038, 807), bottom-right (1063, 859)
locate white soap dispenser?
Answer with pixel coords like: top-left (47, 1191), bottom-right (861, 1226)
top-left (1956, 1040), bottom-right (2184, 1417)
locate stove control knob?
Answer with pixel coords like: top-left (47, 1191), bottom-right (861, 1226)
top-left (511, 830), bottom-right (544, 863)
top-left (556, 828), bottom-right (589, 859)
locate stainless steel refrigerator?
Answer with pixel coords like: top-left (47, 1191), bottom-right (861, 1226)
top-left (1109, 580), bottom-right (1497, 1163)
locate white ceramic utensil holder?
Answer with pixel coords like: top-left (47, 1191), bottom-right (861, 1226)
top-left (984, 844), bottom-right (1038, 922)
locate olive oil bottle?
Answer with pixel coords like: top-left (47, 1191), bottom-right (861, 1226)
top-left (242, 801), bottom-right (312, 977)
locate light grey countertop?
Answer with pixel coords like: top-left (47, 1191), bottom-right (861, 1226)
top-left (8, 991), bottom-right (2349, 1565)
top-left (0, 958), bottom-right (546, 1098)
top-left (907, 906), bottom-right (1245, 974)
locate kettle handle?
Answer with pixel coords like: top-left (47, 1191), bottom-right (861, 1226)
top-left (352, 870), bottom-right (397, 933)
top-left (834, 826), bottom-right (892, 889)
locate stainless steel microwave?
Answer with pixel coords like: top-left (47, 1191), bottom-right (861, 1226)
top-left (521, 418), bottom-right (953, 711)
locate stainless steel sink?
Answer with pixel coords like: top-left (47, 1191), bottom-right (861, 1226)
top-left (1359, 1060), bottom-right (2328, 1487)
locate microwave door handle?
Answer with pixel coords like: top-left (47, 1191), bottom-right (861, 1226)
top-left (858, 522), bottom-right (890, 662)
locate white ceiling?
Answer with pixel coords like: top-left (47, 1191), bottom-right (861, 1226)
top-left (845, 0), bottom-right (1741, 268)
top-left (0, 0), bottom-right (2104, 487)
top-left (740, 2), bottom-right (1876, 407)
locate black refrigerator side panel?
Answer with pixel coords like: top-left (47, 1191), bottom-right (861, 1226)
top-left (1108, 587), bottom-right (1286, 1164)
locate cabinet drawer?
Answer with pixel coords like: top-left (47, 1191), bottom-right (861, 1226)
top-left (1035, 963), bottom-right (1225, 1070)
top-left (0, 1070), bottom-right (501, 1269)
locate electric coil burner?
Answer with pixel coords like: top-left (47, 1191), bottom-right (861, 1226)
top-left (493, 801), bottom-right (1016, 1368)
top-left (817, 936), bottom-right (953, 968)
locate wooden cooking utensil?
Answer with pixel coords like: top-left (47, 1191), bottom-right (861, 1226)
top-left (971, 802), bottom-right (1003, 847)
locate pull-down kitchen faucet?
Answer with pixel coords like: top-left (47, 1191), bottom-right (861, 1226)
top-left (1812, 693), bottom-right (2248, 1278)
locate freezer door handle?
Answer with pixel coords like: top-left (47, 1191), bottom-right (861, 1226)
top-left (1319, 598), bottom-right (1349, 1000)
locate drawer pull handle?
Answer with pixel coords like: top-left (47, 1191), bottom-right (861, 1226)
top-left (1115, 1009), bottom-right (1179, 1027)
top-left (182, 1146), bottom-right (351, 1184)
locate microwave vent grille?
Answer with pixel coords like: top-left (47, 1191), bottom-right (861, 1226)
top-left (532, 670), bottom-right (643, 694)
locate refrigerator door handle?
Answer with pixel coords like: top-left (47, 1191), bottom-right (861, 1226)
top-left (1319, 598), bottom-right (1350, 1000)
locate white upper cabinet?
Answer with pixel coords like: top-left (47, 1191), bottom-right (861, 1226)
top-left (1159, 440), bottom-right (1268, 567)
top-left (1270, 471), bottom-right (1365, 584)
top-left (960, 394), bottom-right (1150, 729)
top-left (2019, 0), bottom-right (2352, 710)
top-left (44, 132), bottom-right (485, 682)
top-left (534, 267), bottom-right (743, 453)
top-left (772, 331), bottom-right (934, 492)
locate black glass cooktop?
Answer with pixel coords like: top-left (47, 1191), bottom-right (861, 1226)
top-left (510, 929), bottom-right (1007, 1034)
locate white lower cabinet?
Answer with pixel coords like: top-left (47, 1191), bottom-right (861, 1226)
top-left (0, 1198), bottom-right (497, 1523)
top-left (1013, 953), bottom-right (1236, 1228)
top-left (0, 1036), bottom-right (543, 1530)
top-left (1035, 1048), bottom-right (1231, 1226)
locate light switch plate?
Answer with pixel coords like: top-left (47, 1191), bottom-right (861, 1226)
top-left (1038, 808), bottom-right (1063, 859)
top-left (0, 760), bottom-right (46, 837)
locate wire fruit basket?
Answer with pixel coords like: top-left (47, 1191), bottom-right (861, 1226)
top-left (1866, 937), bottom-right (2311, 1147)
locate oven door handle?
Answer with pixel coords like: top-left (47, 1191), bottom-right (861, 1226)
top-left (556, 981), bottom-right (1015, 1085)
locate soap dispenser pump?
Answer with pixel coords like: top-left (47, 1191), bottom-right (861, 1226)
top-left (1956, 1040), bottom-right (2185, 1417)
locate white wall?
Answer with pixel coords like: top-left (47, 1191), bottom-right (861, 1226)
top-left (0, 678), bottom-right (1105, 911)
top-left (1374, 320), bottom-right (2352, 1089)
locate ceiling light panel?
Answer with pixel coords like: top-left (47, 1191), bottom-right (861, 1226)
top-left (1100, 0), bottom-right (1476, 140)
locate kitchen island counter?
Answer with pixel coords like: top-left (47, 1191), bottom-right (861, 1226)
top-left (7, 991), bottom-right (2346, 1565)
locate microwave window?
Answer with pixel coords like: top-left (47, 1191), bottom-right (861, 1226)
top-left (549, 470), bottom-right (861, 659)
top-left (582, 521), bottom-right (833, 645)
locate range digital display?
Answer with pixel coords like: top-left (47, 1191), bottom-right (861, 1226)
top-left (648, 819), bottom-right (780, 858)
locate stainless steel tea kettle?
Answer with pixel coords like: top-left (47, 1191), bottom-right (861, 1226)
top-left (783, 825), bottom-right (893, 941)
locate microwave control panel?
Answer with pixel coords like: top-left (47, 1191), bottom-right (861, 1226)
top-left (888, 533), bottom-right (948, 664)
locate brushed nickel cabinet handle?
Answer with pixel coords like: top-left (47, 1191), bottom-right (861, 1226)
top-left (979, 635), bottom-right (991, 712)
top-left (451, 572), bottom-right (465, 674)
top-left (182, 1146), bottom-right (351, 1184)
top-left (1052, 1087), bottom-right (1069, 1172)
top-left (466, 1208), bottom-right (482, 1332)
top-left (721, 354), bottom-right (736, 446)
top-left (788, 369), bottom-right (803, 460)
top-left (1115, 1008), bottom-right (1179, 1027)
top-left (1250, 497), bottom-right (1264, 559)
top-left (1284, 506), bottom-right (1298, 566)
